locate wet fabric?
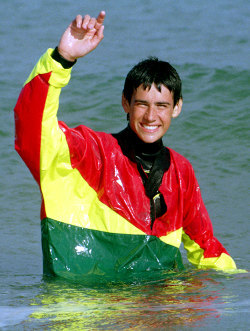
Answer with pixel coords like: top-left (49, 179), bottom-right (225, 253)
top-left (14, 49), bottom-right (237, 280)
top-left (42, 218), bottom-right (184, 280)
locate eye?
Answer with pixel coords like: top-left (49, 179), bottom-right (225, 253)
top-left (157, 104), bottom-right (168, 110)
top-left (135, 101), bottom-right (147, 108)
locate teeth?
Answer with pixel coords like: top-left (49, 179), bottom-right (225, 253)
top-left (143, 125), bottom-right (158, 130)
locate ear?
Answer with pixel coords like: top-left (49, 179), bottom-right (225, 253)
top-left (172, 99), bottom-right (183, 118)
top-left (122, 94), bottom-right (130, 114)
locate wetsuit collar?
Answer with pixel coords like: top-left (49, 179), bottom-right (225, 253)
top-left (126, 125), bottom-right (163, 157)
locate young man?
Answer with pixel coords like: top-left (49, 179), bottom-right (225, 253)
top-left (14, 11), bottom-right (236, 280)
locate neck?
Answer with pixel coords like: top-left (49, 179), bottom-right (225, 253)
top-left (126, 125), bottom-right (163, 157)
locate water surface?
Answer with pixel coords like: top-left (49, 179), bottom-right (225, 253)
top-left (0, 0), bottom-right (249, 329)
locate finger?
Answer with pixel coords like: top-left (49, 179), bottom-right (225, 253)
top-left (88, 17), bottom-right (97, 30)
top-left (82, 14), bottom-right (91, 29)
top-left (75, 15), bottom-right (83, 29)
top-left (95, 11), bottom-right (106, 29)
top-left (96, 24), bottom-right (104, 41)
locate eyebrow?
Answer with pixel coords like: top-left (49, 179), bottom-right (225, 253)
top-left (134, 99), bottom-right (171, 106)
top-left (156, 101), bottom-right (171, 106)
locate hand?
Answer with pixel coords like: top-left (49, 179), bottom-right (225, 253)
top-left (57, 11), bottom-right (105, 62)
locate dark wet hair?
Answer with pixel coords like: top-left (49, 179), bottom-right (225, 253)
top-left (123, 57), bottom-right (182, 106)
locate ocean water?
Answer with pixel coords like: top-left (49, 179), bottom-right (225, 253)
top-left (0, 0), bottom-right (249, 329)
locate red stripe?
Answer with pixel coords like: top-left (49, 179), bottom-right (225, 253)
top-left (14, 72), bottom-right (52, 184)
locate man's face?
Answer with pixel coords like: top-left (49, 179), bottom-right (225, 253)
top-left (122, 84), bottom-right (182, 143)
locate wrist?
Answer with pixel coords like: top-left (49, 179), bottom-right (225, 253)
top-left (52, 47), bottom-right (77, 69)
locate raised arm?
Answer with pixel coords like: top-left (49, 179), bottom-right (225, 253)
top-left (57, 11), bottom-right (106, 62)
top-left (14, 11), bottom-right (105, 185)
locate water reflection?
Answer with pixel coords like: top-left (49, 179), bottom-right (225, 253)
top-left (27, 269), bottom-right (223, 329)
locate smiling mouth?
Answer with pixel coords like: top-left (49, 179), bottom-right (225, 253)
top-left (141, 124), bottom-right (159, 132)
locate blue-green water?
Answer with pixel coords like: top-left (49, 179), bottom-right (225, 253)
top-left (0, 0), bottom-right (249, 329)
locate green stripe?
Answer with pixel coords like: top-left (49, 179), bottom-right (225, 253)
top-left (42, 218), bottom-right (184, 282)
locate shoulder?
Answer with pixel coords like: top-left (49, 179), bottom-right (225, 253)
top-left (60, 122), bottom-right (120, 152)
top-left (165, 148), bottom-right (200, 198)
top-left (59, 123), bottom-right (122, 169)
top-left (168, 148), bottom-right (193, 169)
top-left (167, 147), bottom-right (197, 183)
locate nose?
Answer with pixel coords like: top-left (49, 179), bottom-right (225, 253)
top-left (144, 106), bottom-right (156, 122)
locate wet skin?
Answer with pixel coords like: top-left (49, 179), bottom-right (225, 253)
top-left (122, 84), bottom-right (183, 143)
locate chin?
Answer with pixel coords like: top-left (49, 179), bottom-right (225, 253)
top-left (137, 128), bottom-right (164, 143)
top-left (140, 135), bottom-right (160, 144)
top-left (132, 125), bottom-right (163, 143)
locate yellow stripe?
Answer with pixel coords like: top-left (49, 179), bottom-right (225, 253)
top-left (196, 253), bottom-right (237, 270)
top-left (182, 232), bottom-right (236, 270)
top-left (160, 228), bottom-right (182, 248)
top-left (153, 193), bottom-right (160, 200)
top-left (41, 162), bottom-right (145, 235)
